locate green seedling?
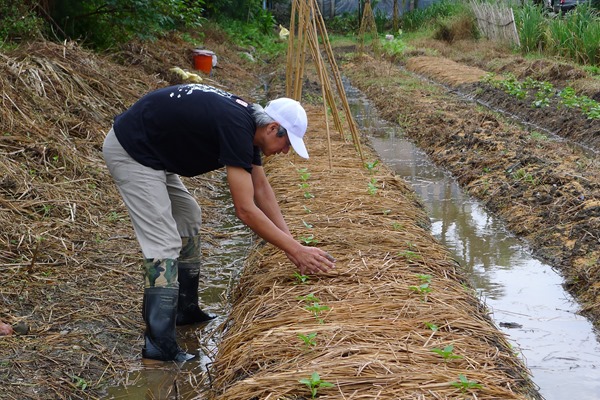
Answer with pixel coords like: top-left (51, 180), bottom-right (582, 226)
top-left (529, 131), bottom-right (548, 141)
top-left (409, 282), bottom-right (431, 295)
top-left (398, 250), bottom-right (421, 260)
top-left (300, 235), bottom-right (319, 245)
top-left (416, 274), bottom-right (432, 283)
top-left (304, 191), bottom-right (315, 199)
top-left (294, 271), bottom-right (310, 284)
top-left (297, 293), bottom-right (320, 303)
top-left (298, 167), bottom-right (311, 181)
top-left (305, 302), bottom-right (330, 323)
top-left (293, 271), bottom-right (310, 284)
top-left (450, 374), bottom-right (482, 392)
top-left (367, 178), bottom-right (378, 195)
top-left (431, 345), bottom-right (463, 361)
top-left (424, 322), bottom-right (439, 331)
top-left (383, 209), bottom-right (391, 215)
top-left (71, 375), bottom-right (89, 390)
top-left (38, 204), bottom-right (53, 217)
top-left (302, 220), bottom-right (313, 229)
top-left (511, 169), bottom-right (538, 185)
top-left (364, 159), bottom-right (379, 174)
top-left (297, 294), bottom-right (330, 323)
top-left (303, 205), bottom-right (312, 213)
top-left (107, 211), bottom-right (126, 223)
top-left (299, 372), bottom-right (334, 399)
top-left (297, 332), bottom-right (317, 349)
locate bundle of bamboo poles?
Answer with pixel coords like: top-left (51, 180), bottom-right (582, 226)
top-left (207, 106), bottom-right (540, 399)
top-left (286, 0), bottom-right (364, 164)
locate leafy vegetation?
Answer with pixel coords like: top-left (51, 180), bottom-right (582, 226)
top-left (299, 372), bottom-right (334, 399)
top-left (516, 2), bottom-right (600, 65)
top-left (2, 0), bottom-right (598, 67)
top-left (0, 1), bottom-right (44, 44)
top-left (48, 0), bottom-right (206, 49)
top-left (482, 73), bottom-right (600, 119)
top-left (401, 0), bottom-right (471, 32)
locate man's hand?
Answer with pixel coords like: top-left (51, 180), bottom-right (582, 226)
top-left (286, 246), bottom-right (336, 275)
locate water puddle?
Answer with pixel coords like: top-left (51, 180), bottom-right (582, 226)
top-left (104, 180), bottom-right (252, 399)
top-left (344, 81), bottom-right (600, 400)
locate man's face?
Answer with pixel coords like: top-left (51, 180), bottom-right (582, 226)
top-left (263, 123), bottom-right (291, 156)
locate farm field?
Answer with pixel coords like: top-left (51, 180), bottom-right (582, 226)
top-left (1, 22), bottom-right (598, 399)
top-left (335, 36), bottom-right (599, 326)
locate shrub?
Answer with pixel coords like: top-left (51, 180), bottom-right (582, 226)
top-left (0, 1), bottom-right (44, 43)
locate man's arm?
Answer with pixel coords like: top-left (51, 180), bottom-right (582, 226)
top-left (226, 165), bottom-right (335, 274)
top-left (250, 164), bottom-right (291, 236)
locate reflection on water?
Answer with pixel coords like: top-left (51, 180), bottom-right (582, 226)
top-left (346, 81), bottom-right (600, 400)
top-left (105, 184), bottom-right (252, 399)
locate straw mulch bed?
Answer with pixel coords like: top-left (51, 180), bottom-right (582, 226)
top-left (208, 107), bottom-right (540, 399)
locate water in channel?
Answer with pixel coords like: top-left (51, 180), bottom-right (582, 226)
top-left (343, 81), bottom-right (600, 400)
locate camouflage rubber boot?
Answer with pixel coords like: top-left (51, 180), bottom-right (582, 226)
top-left (176, 236), bottom-right (215, 326)
top-left (141, 258), bottom-right (194, 362)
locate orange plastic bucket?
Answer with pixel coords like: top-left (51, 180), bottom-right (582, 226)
top-left (192, 50), bottom-right (215, 74)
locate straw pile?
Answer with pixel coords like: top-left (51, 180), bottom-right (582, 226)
top-left (0, 39), bottom-right (168, 399)
top-left (208, 107), bottom-right (540, 399)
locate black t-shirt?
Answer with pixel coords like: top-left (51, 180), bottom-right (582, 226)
top-left (113, 84), bottom-right (261, 177)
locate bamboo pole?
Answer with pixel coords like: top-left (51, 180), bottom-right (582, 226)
top-left (285, 0), bottom-right (364, 162)
top-left (313, 3), bottom-right (364, 160)
top-left (293, 0), bottom-right (310, 100)
top-left (285, 0), bottom-right (298, 98)
top-left (308, 0), bottom-right (333, 168)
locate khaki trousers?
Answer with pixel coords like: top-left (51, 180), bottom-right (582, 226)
top-left (102, 128), bottom-right (202, 260)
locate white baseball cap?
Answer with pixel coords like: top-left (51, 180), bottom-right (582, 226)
top-left (264, 98), bottom-right (309, 158)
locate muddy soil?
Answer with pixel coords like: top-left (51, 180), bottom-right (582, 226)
top-left (334, 39), bottom-right (599, 327)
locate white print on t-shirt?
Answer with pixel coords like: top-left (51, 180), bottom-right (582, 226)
top-left (168, 84), bottom-right (235, 100)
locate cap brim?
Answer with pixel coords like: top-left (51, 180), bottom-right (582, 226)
top-left (287, 131), bottom-right (309, 159)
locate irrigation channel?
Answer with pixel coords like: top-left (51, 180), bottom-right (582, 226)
top-left (106, 85), bottom-right (599, 399)
top-left (343, 82), bottom-right (600, 400)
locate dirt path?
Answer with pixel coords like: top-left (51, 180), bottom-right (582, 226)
top-left (337, 49), bottom-right (600, 328)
